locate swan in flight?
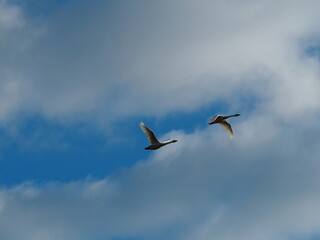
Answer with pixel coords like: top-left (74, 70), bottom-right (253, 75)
top-left (208, 114), bottom-right (240, 139)
top-left (140, 122), bottom-right (177, 150)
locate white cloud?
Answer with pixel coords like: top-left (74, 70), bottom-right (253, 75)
top-left (1, 1), bottom-right (320, 239)
top-left (0, 0), bottom-right (320, 124)
top-left (0, 1), bottom-right (22, 33)
top-left (1, 116), bottom-right (320, 240)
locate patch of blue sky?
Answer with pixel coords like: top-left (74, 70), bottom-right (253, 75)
top-left (310, 235), bottom-right (320, 240)
top-left (0, 97), bottom-right (245, 186)
top-left (302, 39), bottom-right (320, 60)
top-left (11, 0), bottom-right (73, 17)
top-left (110, 237), bottom-right (141, 240)
top-left (305, 45), bottom-right (320, 59)
top-left (0, 115), bottom-right (143, 186)
top-left (283, 233), bottom-right (320, 240)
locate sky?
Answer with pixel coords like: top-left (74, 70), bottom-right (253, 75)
top-left (1, 0), bottom-right (320, 239)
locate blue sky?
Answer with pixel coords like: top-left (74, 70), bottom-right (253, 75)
top-left (1, 0), bottom-right (320, 240)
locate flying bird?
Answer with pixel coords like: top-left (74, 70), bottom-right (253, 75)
top-left (140, 122), bottom-right (177, 150)
top-left (208, 114), bottom-right (240, 139)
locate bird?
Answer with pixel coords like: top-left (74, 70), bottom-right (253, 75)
top-left (139, 122), bottom-right (177, 150)
top-left (208, 114), bottom-right (240, 139)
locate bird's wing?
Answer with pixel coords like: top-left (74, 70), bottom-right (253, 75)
top-left (219, 120), bottom-right (235, 139)
top-left (140, 122), bottom-right (160, 144)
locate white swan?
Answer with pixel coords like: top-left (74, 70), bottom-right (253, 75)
top-left (208, 114), bottom-right (240, 139)
top-left (140, 122), bottom-right (177, 150)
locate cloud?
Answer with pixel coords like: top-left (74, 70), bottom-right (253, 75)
top-left (1, 0), bottom-right (320, 124)
top-left (0, 1), bottom-right (22, 33)
top-left (1, 1), bottom-right (320, 239)
top-left (1, 116), bottom-right (320, 240)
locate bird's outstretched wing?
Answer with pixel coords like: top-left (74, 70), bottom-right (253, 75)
top-left (219, 121), bottom-right (235, 139)
top-left (140, 122), bottom-right (160, 145)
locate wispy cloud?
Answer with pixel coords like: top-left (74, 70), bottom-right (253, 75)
top-left (0, 1), bottom-right (23, 33)
top-left (1, 120), bottom-right (320, 240)
top-left (1, 1), bottom-right (320, 239)
top-left (1, 0), bottom-right (320, 123)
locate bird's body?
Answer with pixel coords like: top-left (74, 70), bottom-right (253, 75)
top-left (208, 114), bottom-right (240, 139)
top-left (140, 122), bottom-right (177, 150)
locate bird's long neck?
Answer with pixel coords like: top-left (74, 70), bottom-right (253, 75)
top-left (163, 139), bottom-right (176, 145)
top-left (226, 114), bottom-right (240, 118)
